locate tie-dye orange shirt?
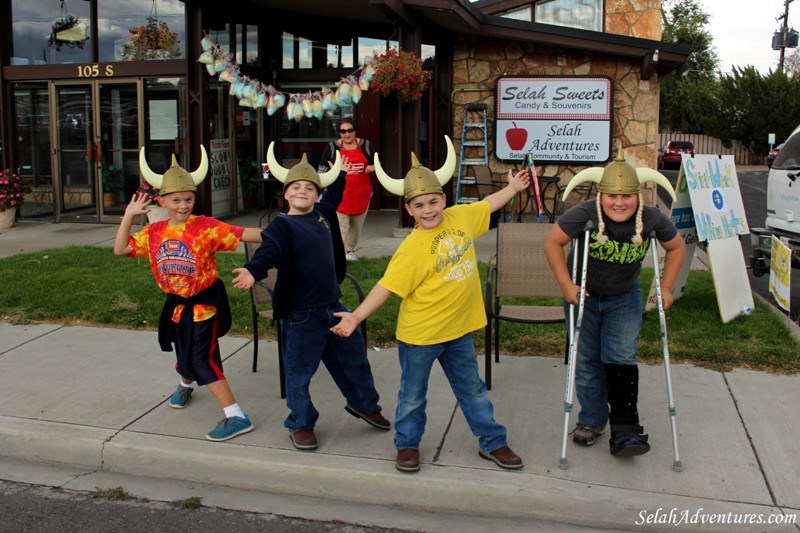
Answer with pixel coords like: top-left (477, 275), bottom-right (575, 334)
top-left (130, 215), bottom-right (244, 322)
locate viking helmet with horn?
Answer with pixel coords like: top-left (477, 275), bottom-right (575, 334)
top-left (267, 141), bottom-right (341, 193)
top-left (374, 136), bottom-right (457, 203)
top-left (561, 145), bottom-right (676, 245)
top-left (139, 147), bottom-right (209, 196)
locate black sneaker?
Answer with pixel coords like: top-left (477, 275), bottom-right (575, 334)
top-left (609, 425), bottom-right (650, 457)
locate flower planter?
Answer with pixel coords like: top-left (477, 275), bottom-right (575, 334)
top-left (0, 208), bottom-right (16, 229)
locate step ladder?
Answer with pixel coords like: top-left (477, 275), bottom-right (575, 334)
top-left (455, 104), bottom-right (489, 204)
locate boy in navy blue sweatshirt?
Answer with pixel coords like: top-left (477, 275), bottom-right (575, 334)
top-left (231, 147), bottom-right (388, 451)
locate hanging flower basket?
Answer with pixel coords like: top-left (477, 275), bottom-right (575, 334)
top-left (49, 14), bottom-right (88, 50)
top-left (369, 48), bottom-right (431, 103)
top-left (120, 17), bottom-right (181, 62)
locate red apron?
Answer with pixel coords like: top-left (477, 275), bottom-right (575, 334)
top-left (337, 143), bottom-right (371, 215)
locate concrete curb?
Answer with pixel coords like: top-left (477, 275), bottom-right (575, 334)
top-left (0, 417), bottom-right (794, 532)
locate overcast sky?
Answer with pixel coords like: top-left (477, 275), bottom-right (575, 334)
top-left (703, 0), bottom-right (798, 74)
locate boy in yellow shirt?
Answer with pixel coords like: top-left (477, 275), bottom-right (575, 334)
top-left (332, 138), bottom-right (529, 473)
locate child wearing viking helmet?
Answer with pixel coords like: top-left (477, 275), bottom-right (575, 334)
top-left (114, 147), bottom-right (262, 442)
top-left (230, 146), bottom-right (390, 452)
top-left (543, 146), bottom-right (686, 457)
top-left (331, 136), bottom-right (530, 473)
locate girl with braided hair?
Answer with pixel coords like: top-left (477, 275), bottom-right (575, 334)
top-left (544, 146), bottom-right (685, 457)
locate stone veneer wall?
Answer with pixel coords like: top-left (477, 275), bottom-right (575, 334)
top-left (452, 0), bottom-right (663, 207)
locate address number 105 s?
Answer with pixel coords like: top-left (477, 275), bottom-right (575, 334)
top-left (76, 64), bottom-right (115, 78)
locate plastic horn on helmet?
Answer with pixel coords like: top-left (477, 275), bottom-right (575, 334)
top-left (637, 168), bottom-right (677, 202)
top-left (267, 141), bottom-right (342, 187)
top-left (139, 146), bottom-right (209, 189)
top-left (374, 135), bottom-right (456, 196)
top-left (561, 165), bottom-right (677, 202)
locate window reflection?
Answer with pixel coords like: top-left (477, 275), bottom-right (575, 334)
top-left (534, 0), bottom-right (601, 32)
top-left (99, 0), bottom-right (185, 62)
top-left (10, 0), bottom-right (186, 65)
top-left (11, 0), bottom-right (90, 65)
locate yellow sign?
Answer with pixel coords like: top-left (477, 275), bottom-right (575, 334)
top-left (769, 236), bottom-right (792, 312)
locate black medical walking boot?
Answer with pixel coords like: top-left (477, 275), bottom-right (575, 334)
top-left (605, 363), bottom-right (650, 457)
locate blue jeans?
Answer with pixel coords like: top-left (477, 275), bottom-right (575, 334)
top-left (395, 333), bottom-right (507, 454)
top-left (568, 281), bottom-right (642, 428)
top-left (280, 301), bottom-right (381, 432)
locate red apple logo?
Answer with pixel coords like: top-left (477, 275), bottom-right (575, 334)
top-left (506, 122), bottom-right (527, 151)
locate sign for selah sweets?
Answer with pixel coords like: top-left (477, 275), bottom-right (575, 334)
top-left (494, 76), bottom-right (613, 163)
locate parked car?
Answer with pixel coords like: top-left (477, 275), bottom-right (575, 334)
top-left (767, 142), bottom-right (784, 168)
top-left (657, 140), bottom-right (695, 170)
top-left (749, 125), bottom-right (800, 275)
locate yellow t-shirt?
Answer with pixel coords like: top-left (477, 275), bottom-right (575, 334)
top-left (379, 202), bottom-right (490, 345)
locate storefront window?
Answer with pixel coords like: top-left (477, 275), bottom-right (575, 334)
top-left (12, 83), bottom-right (52, 217)
top-left (142, 78), bottom-right (186, 173)
top-left (235, 24), bottom-right (260, 66)
top-left (358, 38), bottom-right (386, 65)
top-left (535, 0), bottom-right (602, 32)
top-left (11, 0), bottom-right (91, 65)
top-left (10, 0), bottom-right (186, 65)
top-left (498, 6), bottom-right (532, 22)
top-left (99, 0), bottom-right (185, 62)
top-left (327, 41), bottom-right (354, 69)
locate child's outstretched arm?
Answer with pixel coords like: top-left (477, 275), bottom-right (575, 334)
top-left (331, 284), bottom-right (392, 337)
top-left (113, 193), bottom-right (151, 256)
top-left (240, 228), bottom-right (263, 243)
top-left (484, 168), bottom-right (530, 213)
top-left (231, 268), bottom-right (256, 290)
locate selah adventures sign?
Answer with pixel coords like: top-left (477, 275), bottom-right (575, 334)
top-left (494, 75), bottom-right (613, 163)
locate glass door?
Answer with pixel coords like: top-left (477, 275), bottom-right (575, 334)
top-left (97, 82), bottom-right (140, 221)
top-left (53, 80), bottom-right (140, 222)
top-left (54, 84), bottom-right (95, 221)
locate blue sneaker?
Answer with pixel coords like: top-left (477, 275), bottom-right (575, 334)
top-left (169, 385), bottom-right (193, 409)
top-left (206, 415), bottom-right (254, 442)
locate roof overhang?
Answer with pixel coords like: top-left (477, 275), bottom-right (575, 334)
top-left (240, 0), bottom-right (691, 77)
top-left (392, 0), bottom-right (690, 78)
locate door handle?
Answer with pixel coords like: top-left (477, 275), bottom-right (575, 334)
top-left (86, 141), bottom-right (93, 162)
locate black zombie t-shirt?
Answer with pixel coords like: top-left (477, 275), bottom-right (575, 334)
top-left (557, 200), bottom-right (678, 296)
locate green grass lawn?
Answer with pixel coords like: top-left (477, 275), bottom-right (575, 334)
top-left (1, 246), bottom-right (798, 373)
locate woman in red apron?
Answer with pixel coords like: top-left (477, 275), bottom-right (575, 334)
top-left (320, 120), bottom-right (375, 261)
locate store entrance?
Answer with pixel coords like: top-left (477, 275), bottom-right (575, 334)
top-left (52, 80), bottom-right (140, 222)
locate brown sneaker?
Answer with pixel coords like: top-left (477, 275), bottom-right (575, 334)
top-left (572, 423), bottom-right (605, 447)
top-left (290, 429), bottom-right (318, 450)
top-left (345, 404), bottom-right (391, 430)
top-left (396, 448), bottom-right (420, 473)
top-left (479, 445), bottom-right (523, 470)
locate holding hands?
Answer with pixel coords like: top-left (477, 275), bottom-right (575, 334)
top-left (331, 311), bottom-right (358, 337)
top-left (231, 268), bottom-right (255, 291)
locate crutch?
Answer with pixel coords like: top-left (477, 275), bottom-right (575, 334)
top-left (559, 220), bottom-right (594, 470)
top-left (649, 231), bottom-right (683, 472)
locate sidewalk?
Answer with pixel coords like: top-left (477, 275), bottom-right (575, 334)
top-left (0, 209), bottom-right (799, 531)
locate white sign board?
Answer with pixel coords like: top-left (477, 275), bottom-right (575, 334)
top-left (769, 236), bottom-right (792, 311)
top-left (678, 154), bottom-right (753, 323)
top-left (494, 76), bottom-right (612, 163)
top-left (682, 154), bottom-right (749, 241)
top-left (210, 139), bottom-right (232, 218)
top-left (645, 168), bottom-right (697, 311)
top-left (149, 100), bottom-right (178, 141)
top-left (707, 238), bottom-right (755, 323)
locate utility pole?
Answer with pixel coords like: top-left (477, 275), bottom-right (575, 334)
top-left (776, 0), bottom-right (796, 72)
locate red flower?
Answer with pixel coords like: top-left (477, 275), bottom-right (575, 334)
top-left (369, 47), bottom-right (430, 102)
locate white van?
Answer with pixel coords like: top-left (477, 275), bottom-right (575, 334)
top-left (750, 124), bottom-right (800, 275)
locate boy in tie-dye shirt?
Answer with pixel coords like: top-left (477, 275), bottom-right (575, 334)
top-left (114, 152), bottom-right (261, 442)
